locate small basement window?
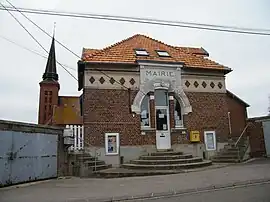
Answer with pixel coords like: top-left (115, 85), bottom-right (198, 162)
top-left (135, 49), bottom-right (149, 56)
top-left (156, 50), bottom-right (170, 57)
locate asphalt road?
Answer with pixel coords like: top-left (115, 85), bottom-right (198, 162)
top-left (142, 182), bottom-right (270, 202)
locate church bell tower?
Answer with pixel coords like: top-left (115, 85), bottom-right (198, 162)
top-left (38, 36), bottom-right (60, 124)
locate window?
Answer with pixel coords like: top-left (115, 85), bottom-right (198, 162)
top-left (45, 91), bottom-right (48, 95)
top-left (135, 49), bottom-right (149, 56)
top-left (154, 90), bottom-right (168, 106)
top-left (141, 95), bottom-right (150, 127)
top-left (156, 50), bottom-right (170, 57)
top-left (45, 97), bottom-right (47, 103)
top-left (49, 97), bottom-right (52, 103)
top-left (174, 98), bottom-right (183, 127)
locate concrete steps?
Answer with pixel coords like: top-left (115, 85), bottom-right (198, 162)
top-left (70, 152), bottom-right (112, 176)
top-left (90, 164), bottom-right (112, 171)
top-left (212, 140), bottom-right (247, 163)
top-left (140, 154), bottom-right (193, 160)
top-left (131, 157), bottom-right (203, 165)
top-left (148, 151), bottom-right (183, 156)
top-left (121, 150), bottom-right (212, 171)
top-left (122, 161), bottom-right (212, 170)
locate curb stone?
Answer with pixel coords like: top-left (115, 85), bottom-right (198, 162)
top-left (87, 178), bottom-right (270, 202)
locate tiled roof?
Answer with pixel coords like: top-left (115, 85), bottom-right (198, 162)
top-left (81, 34), bottom-right (229, 71)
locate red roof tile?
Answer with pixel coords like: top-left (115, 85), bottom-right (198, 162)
top-left (81, 34), bottom-right (229, 71)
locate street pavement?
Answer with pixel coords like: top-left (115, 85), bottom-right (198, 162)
top-left (141, 182), bottom-right (270, 202)
top-left (0, 158), bottom-right (270, 202)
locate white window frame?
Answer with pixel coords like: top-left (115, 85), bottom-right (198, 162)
top-left (135, 49), bottom-right (149, 56)
top-left (174, 97), bottom-right (184, 128)
top-left (105, 133), bottom-right (120, 155)
top-left (204, 131), bottom-right (217, 151)
top-left (140, 95), bottom-right (151, 129)
top-left (156, 50), bottom-right (170, 57)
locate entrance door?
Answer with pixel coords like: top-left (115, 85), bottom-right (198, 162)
top-left (156, 106), bottom-right (171, 150)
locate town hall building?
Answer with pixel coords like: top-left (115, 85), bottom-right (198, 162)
top-left (38, 34), bottom-right (249, 167)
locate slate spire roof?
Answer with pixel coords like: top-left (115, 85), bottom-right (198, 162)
top-left (42, 36), bottom-right (58, 81)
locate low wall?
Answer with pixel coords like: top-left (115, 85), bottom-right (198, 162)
top-left (0, 120), bottom-right (66, 186)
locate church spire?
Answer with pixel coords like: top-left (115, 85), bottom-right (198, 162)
top-left (42, 35), bottom-right (58, 81)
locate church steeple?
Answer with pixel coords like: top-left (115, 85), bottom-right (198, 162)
top-left (38, 34), bottom-right (60, 125)
top-left (42, 36), bottom-right (58, 81)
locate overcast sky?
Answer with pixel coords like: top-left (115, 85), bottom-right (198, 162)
top-left (0, 0), bottom-right (270, 123)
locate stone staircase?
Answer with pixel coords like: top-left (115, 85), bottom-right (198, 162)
top-left (69, 152), bottom-right (112, 177)
top-left (121, 150), bottom-right (212, 170)
top-left (212, 136), bottom-right (250, 163)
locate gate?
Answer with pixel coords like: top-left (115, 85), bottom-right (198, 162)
top-left (0, 130), bottom-right (58, 186)
top-left (263, 120), bottom-right (270, 157)
top-left (66, 125), bottom-right (84, 151)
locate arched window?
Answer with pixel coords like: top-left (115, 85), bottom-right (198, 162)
top-left (174, 98), bottom-right (183, 127)
top-left (141, 95), bottom-right (150, 127)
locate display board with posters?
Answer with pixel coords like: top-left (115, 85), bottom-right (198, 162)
top-left (105, 133), bottom-right (120, 155)
top-left (204, 131), bottom-right (216, 151)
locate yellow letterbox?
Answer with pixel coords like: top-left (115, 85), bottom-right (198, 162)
top-left (190, 131), bottom-right (200, 142)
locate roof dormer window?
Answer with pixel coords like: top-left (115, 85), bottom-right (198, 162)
top-left (156, 50), bottom-right (170, 57)
top-left (135, 49), bottom-right (149, 56)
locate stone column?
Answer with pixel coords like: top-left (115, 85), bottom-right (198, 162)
top-left (169, 92), bottom-right (175, 129)
top-left (149, 92), bottom-right (155, 128)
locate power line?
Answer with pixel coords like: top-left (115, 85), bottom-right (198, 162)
top-left (0, 2), bottom-right (78, 81)
top-left (5, 1), bottom-right (81, 59)
top-left (1, 5), bottom-right (270, 36)
top-left (0, 34), bottom-right (76, 71)
top-left (4, 0), bottom-right (130, 90)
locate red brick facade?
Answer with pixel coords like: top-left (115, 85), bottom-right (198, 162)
top-left (247, 118), bottom-right (267, 157)
top-left (226, 93), bottom-right (248, 137)
top-left (184, 92), bottom-right (230, 143)
top-left (83, 89), bottom-right (241, 147)
top-left (38, 81), bottom-right (59, 125)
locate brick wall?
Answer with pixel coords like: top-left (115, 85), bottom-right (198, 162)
top-left (83, 88), bottom-right (157, 146)
top-left (83, 89), bottom-right (232, 146)
top-left (227, 95), bottom-right (247, 137)
top-left (247, 120), bottom-right (266, 157)
top-left (183, 92), bottom-right (230, 143)
top-left (38, 81), bottom-right (60, 124)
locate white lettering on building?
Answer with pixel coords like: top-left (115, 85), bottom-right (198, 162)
top-left (145, 70), bottom-right (175, 78)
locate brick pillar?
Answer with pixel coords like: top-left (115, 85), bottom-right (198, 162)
top-left (169, 92), bottom-right (175, 129)
top-left (149, 92), bottom-right (155, 128)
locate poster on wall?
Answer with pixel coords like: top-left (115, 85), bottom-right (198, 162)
top-left (204, 131), bottom-right (216, 151)
top-left (105, 133), bottom-right (119, 155)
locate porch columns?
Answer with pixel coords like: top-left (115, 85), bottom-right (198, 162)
top-left (169, 92), bottom-right (175, 129)
top-left (149, 92), bottom-right (155, 128)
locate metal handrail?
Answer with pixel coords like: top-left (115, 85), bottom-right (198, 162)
top-left (234, 123), bottom-right (250, 147)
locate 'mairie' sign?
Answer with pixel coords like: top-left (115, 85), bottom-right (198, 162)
top-left (145, 70), bottom-right (175, 78)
